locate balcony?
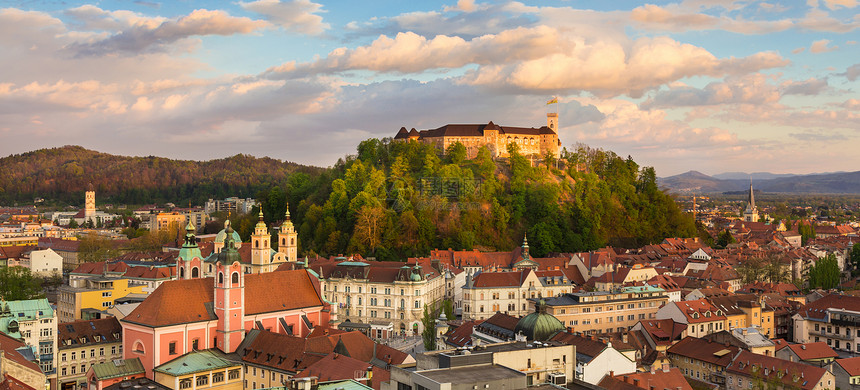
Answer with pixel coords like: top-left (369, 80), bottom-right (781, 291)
top-left (810, 328), bottom-right (854, 341)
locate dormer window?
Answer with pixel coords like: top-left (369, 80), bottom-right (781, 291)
top-left (705, 312), bottom-right (711, 318)
top-left (692, 313), bottom-right (699, 319)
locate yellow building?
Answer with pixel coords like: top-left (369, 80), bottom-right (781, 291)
top-left (155, 212), bottom-right (186, 231)
top-left (57, 276), bottom-right (146, 322)
top-left (544, 286), bottom-right (669, 335)
top-left (153, 349), bottom-right (243, 390)
top-left (710, 295), bottom-right (776, 338)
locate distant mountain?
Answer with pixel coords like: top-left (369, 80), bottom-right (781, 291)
top-left (659, 170), bottom-right (860, 194)
top-left (0, 146), bottom-right (322, 206)
top-left (712, 172), bottom-right (798, 181)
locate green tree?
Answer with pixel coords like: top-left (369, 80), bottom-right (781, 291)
top-left (442, 299), bottom-right (455, 321)
top-left (78, 234), bottom-right (123, 263)
top-left (715, 229), bottom-right (736, 249)
top-left (422, 303), bottom-right (437, 351)
top-left (445, 142), bottom-right (467, 165)
top-left (0, 267), bottom-right (45, 301)
top-left (808, 253), bottom-right (841, 290)
top-left (68, 219), bottom-right (79, 228)
top-left (850, 243), bottom-right (860, 273)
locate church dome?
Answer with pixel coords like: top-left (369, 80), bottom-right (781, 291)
top-left (215, 225), bottom-right (242, 265)
top-left (514, 299), bottom-right (564, 341)
top-left (215, 221), bottom-right (242, 243)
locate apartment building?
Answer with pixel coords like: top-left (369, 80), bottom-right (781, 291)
top-left (57, 317), bottom-right (123, 390)
top-left (793, 294), bottom-right (860, 354)
top-left (56, 276), bottom-right (145, 322)
top-left (462, 268), bottom-right (574, 320)
top-left (543, 285), bottom-right (669, 335)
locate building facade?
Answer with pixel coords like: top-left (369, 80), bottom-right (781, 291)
top-left (462, 268), bottom-right (574, 320)
top-left (544, 286), bottom-right (669, 335)
top-left (57, 317), bottom-right (123, 390)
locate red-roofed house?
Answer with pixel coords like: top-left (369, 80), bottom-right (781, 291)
top-left (776, 342), bottom-right (838, 367)
top-left (726, 350), bottom-right (834, 390)
top-left (463, 268), bottom-right (574, 320)
top-left (656, 299), bottom-right (727, 338)
top-left (598, 368), bottom-right (693, 390)
top-left (792, 294), bottom-right (860, 354)
top-left (830, 356), bottom-right (860, 389)
top-left (0, 333), bottom-right (47, 390)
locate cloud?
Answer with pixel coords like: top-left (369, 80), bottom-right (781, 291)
top-left (789, 130), bottom-right (848, 141)
top-left (642, 74), bottom-right (784, 109)
top-left (444, 0), bottom-right (478, 13)
top-left (809, 39), bottom-right (837, 53)
top-left (67, 9), bottom-right (267, 56)
top-left (819, 0), bottom-right (859, 9)
top-left (780, 78), bottom-right (830, 95)
top-left (845, 63), bottom-right (860, 80)
top-left (239, 0), bottom-right (329, 35)
top-left (792, 47), bottom-right (806, 54)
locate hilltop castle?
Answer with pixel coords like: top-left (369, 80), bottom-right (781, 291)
top-left (394, 113), bottom-right (561, 159)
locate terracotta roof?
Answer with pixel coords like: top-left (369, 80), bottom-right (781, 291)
top-left (58, 317), bottom-right (122, 350)
top-left (240, 330), bottom-right (321, 374)
top-left (599, 368), bottom-right (693, 390)
top-left (294, 353), bottom-right (375, 388)
top-left (835, 357), bottom-right (860, 376)
top-left (445, 320), bottom-right (482, 347)
top-left (727, 350), bottom-right (828, 390)
top-left (0, 332), bottom-right (41, 373)
top-left (772, 339), bottom-right (789, 351)
top-left (785, 342), bottom-right (838, 361)
top-left (637, 320), bottom-right (687, 345)
top-left (480, 312), bottom-right (520, 332)
top-left (38, 237), bottom-right (81, 252)
top-left (798, 294), bottom-right (860, 320)
top-left (471, 269), bottom-right (530, 288)
top-left (672, 299), bottom-right (726, 323)
top-left (667, 337), bottom-right (739, 366)
top-left (305, 331), bottom-right (409, 366)
top-left (123, 269), bottom-right (323, 327)
top-left (549, 332), bottom-right (608, 359)
top-left (0, 375), bottom-right (36, 390)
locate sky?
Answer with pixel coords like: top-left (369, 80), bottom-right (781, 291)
top-left (0, 0), bottom-right (858, 177)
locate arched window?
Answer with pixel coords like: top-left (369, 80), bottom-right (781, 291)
top-left (133, 341), bottom-right (145, 354)
top-left (231, 272), bottom-right (239, 285)
top-left (208, 264), bottom-right (212, 273)
top-left (179, 268), bottom-right (185, 279)
top-left (400, 299), bottom-right (405, 309)
top-left (191, 267), bottom-right (199, 278)
top-left (218, 272), bottom-right (224, 284)
top-left (281, 238), bottom-right (285, 245)
top-left (291, 238), bottom-right (295, 245)
top-left (254, 240), bottom-right (259, 248)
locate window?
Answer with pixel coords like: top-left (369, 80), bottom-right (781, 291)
top-left (71, 352), bottom-right (76, 360)
top-left (192, 339), bottom-right (199, 351)
top-left (102, 291), bottom-right (112, 297)
top-left (61, 353), bottom-right (66, 362)
top-left (169, 341), bottom-right (177, 355)
top-left (99, 347), bottom-right (104, 356)
top-left (196, 376), bottom-right (209, 386)
top-left (229, 369), bottom-right (240, 380)
top-left (179, 379), bottom-right (192, 389)
top-left (90, 349), bottom-right (95, 358)
top-left (213, 372), bottom-right (224, 383)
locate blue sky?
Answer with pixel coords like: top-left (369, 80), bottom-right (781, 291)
top-left (1, 0), bottom-right (858, 176)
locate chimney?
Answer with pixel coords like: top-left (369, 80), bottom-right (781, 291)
top-left (609, 371), bottom-right (614, 378)
top-left (633, 379), bottom-right (640, 387)
top-left (623, 376), bottom-right (630, 383)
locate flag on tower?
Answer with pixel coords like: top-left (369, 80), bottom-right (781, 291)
top-left (546, 97), bottom-right (558, 105)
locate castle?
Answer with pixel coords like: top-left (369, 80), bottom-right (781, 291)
top-left (394, 113), bottom-right (561, 159)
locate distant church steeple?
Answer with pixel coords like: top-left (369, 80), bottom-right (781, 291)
top-left (743, 179), bottom-right (759, 223)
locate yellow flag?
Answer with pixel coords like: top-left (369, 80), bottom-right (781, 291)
top-left (546, 98), bottom-right (558, 105)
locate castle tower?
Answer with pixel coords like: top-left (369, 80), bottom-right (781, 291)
top-left (278, 205), bottom-right (298, 262)
top-left (213, 226), bottom-right (244, 353)
top-left (85, 183), bottom-right (96, 219)
top-left (547, 112), bottom-right (558, 133)
top-left (176, 222), bottom-right (203, 279)
top-left (743, 179), bottom-right (759, 223)
top-left (250, 209), bottom-right (270, 271)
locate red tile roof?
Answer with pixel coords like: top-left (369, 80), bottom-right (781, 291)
top-left (667, 337), bottom-right (739, 366)
top-left (599, 368), bottom-right (693, 390)
top-left (835, 357), bottom-right (860, 376)
top-left (240, 330), bottom-right (321, 374)
top-left (471, 269), bottom-right (530, 288)
top-left (672, 299), bottom-right (726, 323)
top-left (58, 317), bottom-right (122, 350)
top-left (294, 353), bottom-right (375, 388)
top-left (727, 350), bottom-right (828, 390)
top-left (0, 375), bottom-right (37, 390)
top-left (123, 269), bottom-right (323, 327)
top-left (785, 342), bottom-right (838, 361)
top-left (0, 333), bottom-right (41, 374)
top-left (798, 294), bottom-right (860, 320)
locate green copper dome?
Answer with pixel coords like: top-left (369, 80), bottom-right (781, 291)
top-left (215, 221), bottom-right (241, 244)
top-left (514, 299), bottom-right (564, 341)
top-left (215, 224), bottom-right (242, 265)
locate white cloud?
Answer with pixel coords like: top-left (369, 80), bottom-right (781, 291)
top-left (240, 0), bottom-right (329, 35)
top-left (809, 38), bottom-right (838, 52)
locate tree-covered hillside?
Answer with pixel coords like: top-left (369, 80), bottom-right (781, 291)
top-left (0, 146), bottom-right (321, 206)
top-left (244, 139), bottom-right (696, 260)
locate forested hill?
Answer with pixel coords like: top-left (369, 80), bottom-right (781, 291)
top-left (0, 146), bottom-right (321, 206)
top-left (243, 139), bottom-right (697, 261)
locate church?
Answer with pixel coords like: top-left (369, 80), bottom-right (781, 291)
top-left (394, 113), bottom-right (562, 159)
top-left (122, 222), bottom-right (330, 377)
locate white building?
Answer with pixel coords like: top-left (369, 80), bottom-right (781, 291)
top-left (24, 248), bottom-right (63, 277)
top-left (0, 299), bottom-right (58, 379)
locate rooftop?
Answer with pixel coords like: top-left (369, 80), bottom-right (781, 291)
top-left (154, 349), bottom-right (238, 376)
top-left (416, 363), bottom-right (524, 384)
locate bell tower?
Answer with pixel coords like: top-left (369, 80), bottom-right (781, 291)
top-left (250, 209), bottom-right (270, 271)
top-left (214, 227), bottom-right (244, 353)
top-left (177, 222), bottom-right (203, 279)
top-left (278, 205), bottom-right (298, 262)
top-left (85, 183), bottom-right (96, 219)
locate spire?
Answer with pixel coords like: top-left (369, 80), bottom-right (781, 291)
top-left (280, 203), bottom-right (294, 231)
top-left (749, 178), bottom-right (755, 209)
top-left (522, 233), bottom-right (530, 261)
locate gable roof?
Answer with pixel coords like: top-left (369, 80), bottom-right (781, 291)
top-left (785, 342), bottom-right (838, 361)
top-left (727, 350), bottom-right (828, 390)
top-left (91, 358), bottom-right (145, 380)
top-left (471, 269), bottom-right (530, 288)
top-left (58, 317), bottom-right (122, 350)
top-left (122, 269), bottom-right (323, 327)
top-left (599, 368), bottom-right (693, 390)
top-left (667, 337), bottom-right (739, 366)
top-left (0, 333), bottom-right (41, 374)
top-left (835, 357), bottom-right (860, 376)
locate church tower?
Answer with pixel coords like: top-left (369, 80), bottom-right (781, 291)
top-left (84, 183), bottom-right (96, 219)
top-left (214, 226), bottom-right (244, 353)
top-left (250, 209), bottom-right (271, 271)
top-left (278, 205), bottom-right (298, 262)
top-left (743, 180), bottom-right (760, 223)
top-left (176, 222), bottom-right (203, 279)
